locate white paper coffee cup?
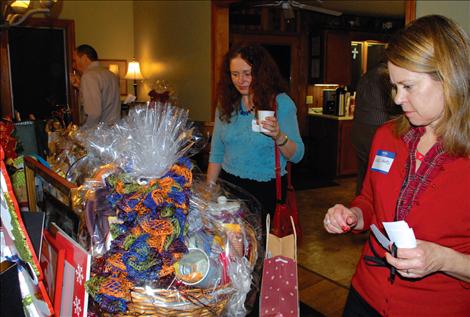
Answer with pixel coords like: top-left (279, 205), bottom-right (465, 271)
top-left (251, 119), bottom-right (260, 132)
top-left (257, 110), bottom-right (275, 133)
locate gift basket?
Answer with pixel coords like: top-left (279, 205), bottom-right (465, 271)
top-left (46, 122), bottom-right (86, 179)
top-left (68, 103), bottom-right (261, 316)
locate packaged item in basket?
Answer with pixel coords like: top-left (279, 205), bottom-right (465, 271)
top-left (187, 175), bottom-right (263, 316)
top-left (174, 247), bottom-right (222, 288)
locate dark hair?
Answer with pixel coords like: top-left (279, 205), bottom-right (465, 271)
top-left (76, 44), bottom-right (98, 61)
top-left (217, 43), bottom-right (288, 122)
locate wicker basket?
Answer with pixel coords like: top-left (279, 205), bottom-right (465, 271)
top-left (241, 219), bottom-right (259, 270)
top-left (113, 221), bottom-right (257, 316)
top-left (94, 209), bottom-right (259, 316)
top-left (111, 284), bottom-right (235, 317)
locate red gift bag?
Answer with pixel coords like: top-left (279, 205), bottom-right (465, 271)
top-left (260, 216), bottom-right (299, 317)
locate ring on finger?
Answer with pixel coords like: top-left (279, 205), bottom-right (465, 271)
top-left (324, 219), bottom-right (331, 225)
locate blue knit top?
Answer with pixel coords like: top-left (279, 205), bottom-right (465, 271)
top-left (209, 93), bottom-right (304, 182)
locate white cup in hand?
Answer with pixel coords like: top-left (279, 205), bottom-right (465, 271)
top-left (70, 72), bottom-right (80, 88)
top-left (257, 110), bottom-right (275, 133)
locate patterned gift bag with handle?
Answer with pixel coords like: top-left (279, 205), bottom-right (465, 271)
top-left (260, 215), bottom-right (299, 317)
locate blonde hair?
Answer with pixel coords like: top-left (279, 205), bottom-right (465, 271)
top-left (385, 15), bottom-right (470, 157)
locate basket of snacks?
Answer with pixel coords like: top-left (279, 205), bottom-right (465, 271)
top-left (70, 104), bottom-right (261, 316)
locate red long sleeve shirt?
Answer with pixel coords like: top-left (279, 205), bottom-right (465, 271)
top-left (350, 122), bottom-right (470, 316)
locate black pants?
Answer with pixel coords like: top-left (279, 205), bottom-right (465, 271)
top-left (343, 287), bottom-right (381, 317)
top-left (220, 169), bottom-right (287, 220)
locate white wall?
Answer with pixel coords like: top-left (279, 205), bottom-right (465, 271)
top-left (134, 1), bottom-right (212, 121)
top-left (416, 0), bottom-right (470, 35)
top-left (59, 0), bottom-right (134, 61)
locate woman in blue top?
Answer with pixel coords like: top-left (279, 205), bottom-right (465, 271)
top-left (207, 43), bottom-right (304, 220)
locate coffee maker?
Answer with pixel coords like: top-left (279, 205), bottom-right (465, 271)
top-left (322, 89), bottom-right (337, 115)
top-left (323, 87), bottom-right (349, 116)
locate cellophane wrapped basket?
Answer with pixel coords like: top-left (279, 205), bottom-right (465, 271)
top-left (69, 103), bottom-right (262, 316)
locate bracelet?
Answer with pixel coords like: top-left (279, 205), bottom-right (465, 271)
top-left (276, 134), bottom-right (289, 147)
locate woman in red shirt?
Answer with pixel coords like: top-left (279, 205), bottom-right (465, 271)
top-left (324, 15), bottom-right (470, 316)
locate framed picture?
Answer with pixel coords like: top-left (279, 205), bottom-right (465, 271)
top-left (51, 223), bottom-right (91, 317)
top-left (99, 59), bottom-right (128, 96)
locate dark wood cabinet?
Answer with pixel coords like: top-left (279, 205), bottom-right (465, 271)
top-left (337, 120), bottom-right (357, 175)
top-left (309, 30), bottom-right (351, 85)
top-left (324, 31), bottom-right (351, 85)
top-left (308, 115), bottom-right (357, 178)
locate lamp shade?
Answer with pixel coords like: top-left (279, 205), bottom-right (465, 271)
top-left (125, 61), bottom-right (144, 80)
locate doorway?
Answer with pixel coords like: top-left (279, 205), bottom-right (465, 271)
top-left (9, 27), bottom-right (68, 120)
top-left (0, 18), bottom-right (77, 123)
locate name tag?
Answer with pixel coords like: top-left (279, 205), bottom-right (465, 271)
top-left (371, 150), bottom-right (395, 174)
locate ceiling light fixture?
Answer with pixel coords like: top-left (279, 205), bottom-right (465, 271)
top-left (1, 0), bottom-right (58, 29)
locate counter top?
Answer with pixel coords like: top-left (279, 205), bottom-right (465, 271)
top-left (308, 108), bottom-right (354, 121)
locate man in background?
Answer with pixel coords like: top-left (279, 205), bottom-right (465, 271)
top-left (70, 44), bottom-right (121, 128)
top-left (351, 62), bottom-right (401, 195)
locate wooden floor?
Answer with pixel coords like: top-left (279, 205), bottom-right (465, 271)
top-left (295, 176), bottom-right (358, 316)
top-left (298, 265), bottom-right (349, 316)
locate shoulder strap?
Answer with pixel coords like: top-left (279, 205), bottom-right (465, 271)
top-left (274, 96), bottom-right (292, 201)
top-left (275, 144), bottom-right (282, 201)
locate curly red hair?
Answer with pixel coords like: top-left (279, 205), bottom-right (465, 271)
top-left (217, 43), bottom-right (288, 123)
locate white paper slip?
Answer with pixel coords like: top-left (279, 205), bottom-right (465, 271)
top-left (382, 220), bottom-right (408, 231)
top-left (383, 221), bottom-right (417, 248)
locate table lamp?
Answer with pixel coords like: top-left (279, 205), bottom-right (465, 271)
top-left (125, 59), bottom-right (144, 100)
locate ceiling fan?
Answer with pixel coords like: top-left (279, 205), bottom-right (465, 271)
top-left (254, 0), bottom-right (342, 18)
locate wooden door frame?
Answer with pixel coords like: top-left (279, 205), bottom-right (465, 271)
top-left (405, 0), bottom-right (416, 24)
top-left (211, 1), bottom-right (234, 121)
top-left (0, 18), bottom-right (77, 123)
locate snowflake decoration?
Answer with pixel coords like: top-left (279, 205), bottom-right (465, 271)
top-left (73, 296), bottom-right (82, 316)
top-left (75, 264), bottom-right (84, 285)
